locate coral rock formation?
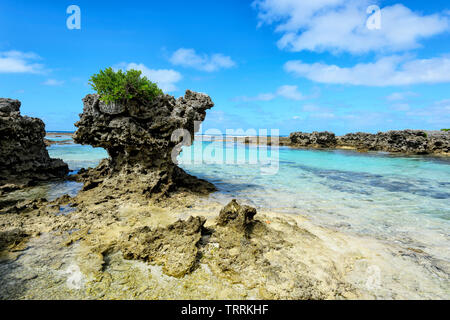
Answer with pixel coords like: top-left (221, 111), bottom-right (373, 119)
top-left (216, 199), bottom-right (257, 236)
top-left (121, 216), bottom-right (206, 278)
top-left (337, 130), bottom-right (450, 154)
top-left (289, 131), bottom-right (337, 148)
top-left (73, 90), bottom-right (216, 196)
top-left (0, 98), bottom-right (69, 187)
top-left (289, 129), bottom-right (450, 155)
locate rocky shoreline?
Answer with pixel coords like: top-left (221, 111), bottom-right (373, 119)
top-left (289, 130), bottom-right (450, 156)
top-left (1, 93), bottom-right (449, 300)
top-left (1, 184), bottom-right (446, 299)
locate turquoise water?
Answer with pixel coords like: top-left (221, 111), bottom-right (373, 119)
top-left (47, 138), bottom-right (450, 262)
top-left (46, 135), bottom-right (73, 141)
top-left (48, 142), bottom-right (108, 170)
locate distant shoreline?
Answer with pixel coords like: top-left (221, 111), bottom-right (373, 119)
top-left (45, 130), bottom-right (449, 157)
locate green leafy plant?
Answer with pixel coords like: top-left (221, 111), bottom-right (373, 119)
top-left (89, 67), bottom-right (163, 105)
top-left (441, 129), bottom-right (450, 132)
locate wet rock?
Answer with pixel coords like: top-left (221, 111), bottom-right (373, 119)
top-left (121, 216), bottom-right (206, 278)
top-left (73, 90), bottom-right (216, 196)
top-left (53, 194), bottom-right (73, 205)
top-left (290, 131), bottom-right (337, 148)
top-left (0, 98), bottom-right (69, 187)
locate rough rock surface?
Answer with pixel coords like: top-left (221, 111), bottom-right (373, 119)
top-left (216, 199), bottom-right (257, 235)
top-left (289, 131), bottom-right (337, 148)
top-left (113, 199), bottom-right (350, 299)
top-left (121, 216), bottom-right (206, 278)
top-left (1, 184), bottom-right (447, 299)
top-left (0, 98), bottom-right (69, 187)
top-left (289, 129), bottom-right (450, 155)
top-left (337, 130), bottom-right (450, 154)
top-left (0, 228), bottom-right (29, 252)
top-left (73, 91), bottom-right (216, 196)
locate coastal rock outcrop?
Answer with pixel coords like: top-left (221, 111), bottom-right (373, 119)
top-left (337, 130), bottom-right (450, 154)
top-left (289, 129), bottom-right (450, 155)
top-left (0, 98), bottom-right (69, 187)
top-left (73, 91), bottom-right (216, 196)
top-left (289, 131), bottom-right (337, 148)
top-left (216, 199), bottom-right (257, 236)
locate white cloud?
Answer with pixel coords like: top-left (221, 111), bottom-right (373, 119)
top-left (170, 48), bottom-right (236, 72)
top-left (302, 104), bottom-right (322, 112)
top-left (311, 112), bottom-right (335, 119)
top-left (253, 0), bottom-right (450, 54)
top-left (284, 55), bottom-right (450, 86)
top-left (390, 103), bottom-right (411, 111)
top-left (0, 50), bottom-right (44, 73)
top-left (276, 85), bottom-right (304, 100)
top-left (42, 79), bottom-right (64, 86)
top-left (301, 103), bottom-right (336, 119)
top-left (386, 91), bottom-right (418, 101)
top-left (404, 99), bottom-right (450, 126)
top-left (234, 85), bottom-right (304, 102)
top-left (235, 93), bottom-right (276, 102)
top-left (117, 62), bottom-right (182, 92)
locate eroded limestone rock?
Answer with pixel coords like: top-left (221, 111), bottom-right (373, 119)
top-left (289, 129), bottom-right (450, 155)
top-left (216, 199), bottom-right (257, 236)
top-left (337, 130), bottom-right (450, 154)
top-left (289, 131), bottom-right (337, 149)
top-left (73, 90), bottom-right (216, 196)
top-left (0, 98), bottom-right (69, 187)
top-left (0, 228), bottom-right (29, 252)
top-left (121, 216), bottom-right (206, 277)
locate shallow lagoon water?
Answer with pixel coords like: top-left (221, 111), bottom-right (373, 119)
top-left (47, 139), bottom-right (450, 266)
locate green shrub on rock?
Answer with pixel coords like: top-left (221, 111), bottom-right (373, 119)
top-left (89, 67), bottom-right (163, 105)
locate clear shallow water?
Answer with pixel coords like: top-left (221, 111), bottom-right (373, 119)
top-left (45, 135), bottom-right (73, 141)
top-left (48, 139), bottom-right (450, 262)
top-left (48, 142), bottom-right (108, 171)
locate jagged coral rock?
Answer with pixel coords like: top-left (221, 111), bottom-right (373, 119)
top-left (0, 98), bottom-right (69, 187)
top-left (337, 130), bottom-right (450, 154)
top-left (0, 228), bottom-right (29, 252)
top-left (73, 91), bottom-right (216, 196)
top-left (216, 199), bottom-right (257, 236)
top-left (289, 129), bottom-right (450, 155)
top-left (121, 216), bottom-right (206, 277)
top-left (206, 200), bottom-right (337, 299)
top-left (289, 131), bottom-right (337, 148)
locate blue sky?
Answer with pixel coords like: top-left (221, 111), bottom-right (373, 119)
top-left (1, 0), bottom-right (449, 135)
